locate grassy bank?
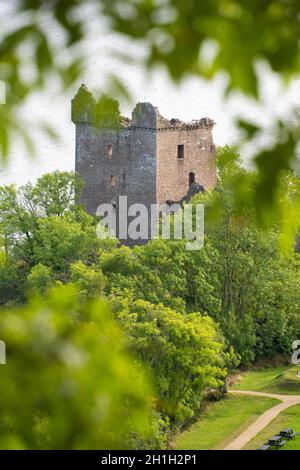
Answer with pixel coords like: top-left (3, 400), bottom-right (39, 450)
top-left (173, 394), bottom-right (278, 450)
top-left (230, 365), bottom-right (300, 395)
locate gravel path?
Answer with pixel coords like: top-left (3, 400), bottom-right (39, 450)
top-left (223, 390), bottom-right (300, 450)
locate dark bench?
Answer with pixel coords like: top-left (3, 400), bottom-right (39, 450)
top-left (267, 435), bottom-right (286, 449)
top-left (279, 428), bottom-right (297, 440)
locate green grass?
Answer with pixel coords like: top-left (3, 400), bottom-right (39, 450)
top-left (244, 404), bottom-right (300, 450)
top-left (174, 366), bottom-right (300, 450)
top-left (231, 365), bottom-right (300, 395)
top-left (173, 394), bottom-right (279, 450)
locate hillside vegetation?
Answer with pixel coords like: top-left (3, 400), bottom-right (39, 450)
top-left (0, 148), bottom-right (299, 448)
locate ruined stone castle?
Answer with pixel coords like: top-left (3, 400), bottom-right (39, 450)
top-left (72, 85), bottom-right (217, 239)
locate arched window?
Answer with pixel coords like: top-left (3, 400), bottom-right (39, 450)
top-left (189, 172), bottom-right (195, 186)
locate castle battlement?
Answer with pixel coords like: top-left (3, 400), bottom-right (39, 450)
top-left (72, 84), bottom-right (215, 131)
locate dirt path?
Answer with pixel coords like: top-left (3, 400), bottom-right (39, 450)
top-left (223, 390), bottom-right (300, 450)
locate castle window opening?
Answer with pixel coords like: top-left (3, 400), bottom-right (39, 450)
top-left (110, 175), bottom-right (116, 187)
top-left (107, 144), bottom-right (113, 156)
top-left (177, 144), bottom-right (184, 159)
top-left (189, 172), bottom-right (195, 186)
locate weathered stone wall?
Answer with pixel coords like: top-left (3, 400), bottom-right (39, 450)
top-left (75, 124), bottom-right (156, 217)
top-left (72, 86), bottom-right (217, 243)
top-left (156, 126), bottom-right (216, 205)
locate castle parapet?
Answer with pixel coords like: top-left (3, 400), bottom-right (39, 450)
top-left (71, 86), bottom-right (215, 131)
top-left (131, 102), bottom-right (157, 129)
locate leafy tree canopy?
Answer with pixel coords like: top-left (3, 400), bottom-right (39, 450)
top-left (0, 285), bottom-right (162, 449)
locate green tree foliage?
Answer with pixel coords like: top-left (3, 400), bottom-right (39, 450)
top-left (0, 172), bottom-right (99, 290)
top-left (27, 263), bottom-right (54, 296)
top-left (112, 296), bottom-right (231, 424)
top-left (0, 165), bottom-right (299, 446)
top-left (4, 1), bottom-right (300, 104)
top-left (99, 150), bottom-right (300, 365)
top-left (100, 243), bottom-right (187, 311)
top-left (32, 215), bottom-right (99, 275)
top-left (0, 253), bottom-right (26, 305)
top-left (72, 86), bottom-right (122, 128)
top-left (95, 95), bottom-right (122, 128)
top-left (1, 165), bottom-right (299, 364)
top-left (0, 285), bottom-right (163, 449)
top-left (102, 1), bottom-right (300, 93)
top-left (0, 171), bottom-right (83, 260)
top-left (189, 148), bottom-right (300, 363)
top-left (69, 261), bottom-right (106, 301)
top-left (25, 171), bottom-right (83, 218)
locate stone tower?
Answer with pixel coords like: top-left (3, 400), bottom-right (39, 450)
top-left (72, 85), bottom-right (217, 240)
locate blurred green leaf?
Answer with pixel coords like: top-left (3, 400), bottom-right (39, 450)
top-left (236, 118), bottom-right (260, 139)
top-left (0, 286), bottom-right (158, 449)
